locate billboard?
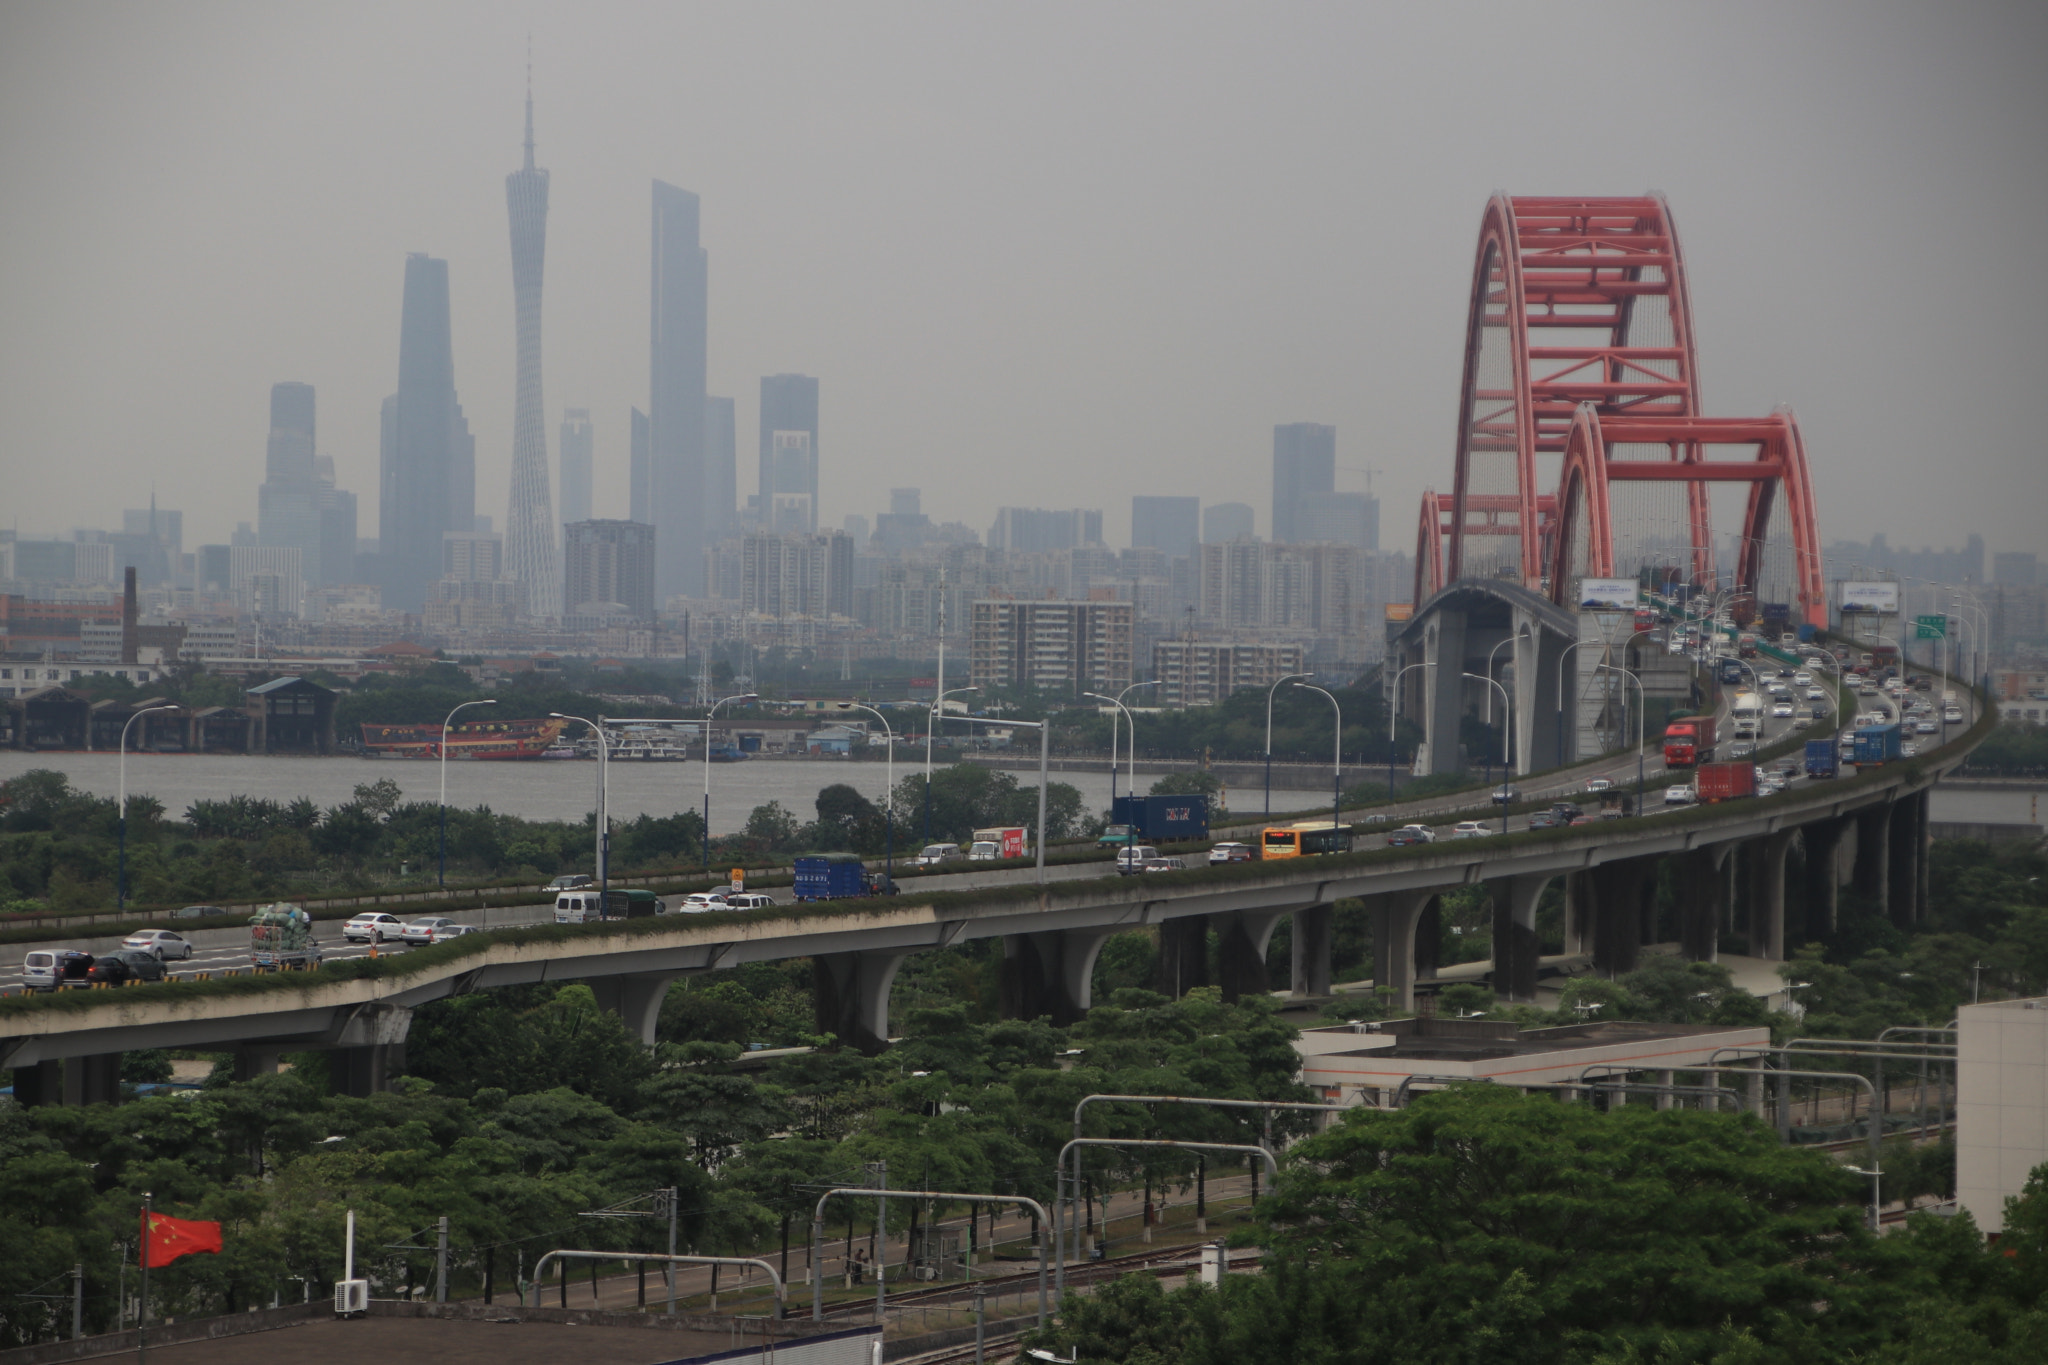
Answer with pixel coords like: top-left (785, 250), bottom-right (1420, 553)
top-left (1840, 581), bottom-right (1900, 614)
top-left (1577, 577), bottom-right (1639, 612)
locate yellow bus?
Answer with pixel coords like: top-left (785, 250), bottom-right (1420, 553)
top-left (1259, 821), bottom-right (1354, 859)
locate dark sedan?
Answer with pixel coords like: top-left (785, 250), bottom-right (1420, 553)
top-left (86, 950), bottom-right (168, 985)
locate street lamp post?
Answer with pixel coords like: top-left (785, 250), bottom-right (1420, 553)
top-left (1593, 664), bottom-right (1646, 815)
top-left (836, 702), bottom-right (896, 883)
top-left (1263, 673), bottom-right (1311, 817)
top-left (1290, 682), bottom-right (1343, 842)
top-left (1463, 673), bottom-right (1513, 832)
top-left (1554, 640), bottom-right (1594, 771)
top-left (1105, 680), bottom-right (1161, 806)
top-left (549, 712), bottom-right (612, 891)
top-left (944, 715), bottom-right (1051, 884)
top-left (701, 693), bottom-right (760, 870)
top-left (117, 704), bottom-right (175, 910)
top-left (1845, 1164), bottom-right (1884, 1232)
top-left (438, 699), bottom-right (497, 888)
top-left (1386, 662), bottom-right (1434, 793)
top-left (924, 685), bottom-right (979, 841)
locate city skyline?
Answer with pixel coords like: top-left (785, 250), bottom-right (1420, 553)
top-left (2, 4), bottom-right (2044, 566)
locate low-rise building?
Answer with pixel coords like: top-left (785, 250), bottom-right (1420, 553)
top-left (1958, 995), bottom-right (2048, 1233)
top-left (1150, 639), bottom-right (1308, 708)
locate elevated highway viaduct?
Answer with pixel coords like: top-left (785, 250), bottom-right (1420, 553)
top-left (1, 708), bottom-right (1977, 1105)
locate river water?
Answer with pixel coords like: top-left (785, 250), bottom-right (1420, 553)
top-left (0, 751), bottom-right (1168, 836)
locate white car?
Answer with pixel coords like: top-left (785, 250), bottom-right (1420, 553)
top-left (914, 844), bottom-right (960, 867)
top-left (1794, 671), bottom-right (1812, 686)
top-left (1942, 708), bottom-right (1964, 724)
top-left (1806, 687), bottom-right (1826, 701)
top-left (678, 891), bottom-right (731, 912)
top-left (429, 923), bottom-right (483, 944)
top-left (342, 913), bottom-right (406, 943)
top-left (121, 929), bottom-right (193, 960)
top-left (1901, 743), bottom-right (1920, 758)
top-left (1449, 821), bottom-right (1494, 839)
top-left (1664, 785), bottom-right (1697, 806)
top-left (1115, 845), bottom-right (1162, 874)
top-left (400, 916), bottom-right (460, 945)
top-left (1771, 702), bottom-right (1795, 719)
top-left (724, 892), bottom-right (777, 910)
top-left (1584, 777), bottom-right (1615, 793)
top-left (1916, 720), bottom-right (1938, 734)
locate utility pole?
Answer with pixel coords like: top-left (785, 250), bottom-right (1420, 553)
top-left (436, 1216), bottom-right (449, 1303)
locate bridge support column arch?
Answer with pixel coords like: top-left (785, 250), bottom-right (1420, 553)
top-left (588, 972), bottom-right (681, 1047)
top-left (1745, 832), bottom-right (1795, 962)
top-left (1000, 929), bottom-right (1118, 1024)
top-left (1590, 857), bottom-right (1659, 977)
top-left (1678, 846), bottom-right (1730, 962)
top-left (1511, 610), bottom-right (1564, 777)
top-left (813, 950), bottom-right (908, 1054)
top-left (1800, 818), bottom-right (1848, 934)
top-left (1216, 910), bottom-right (1290, 1004)
top-left (1488, 875), bottom-right (1549, 1003)
top-left (1371, 890), bottom-right (1443, 1013)
top-left (1887, 792), bottom-right (1926, 927)
top-left (1154, 915), bottom-right (1211, 999)
top-left (1852, 805), bottom-right (1892, 916)
top-left (1291, 905), bottom-right (1334, 999)
top-left (1421, 611), bottom-right (1468, 776)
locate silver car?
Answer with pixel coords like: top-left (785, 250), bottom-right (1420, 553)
top-left (120, 929), bottom-right (194, 960)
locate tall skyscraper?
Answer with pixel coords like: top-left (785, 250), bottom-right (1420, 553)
top-left (629, 407), bottom-right (651, 524)
top-left (559, 408), bottom-right (593, 526)
top-left (759, 374), bottom-right (820, 534)
top-left (503, 88), bottom-right (560, 618)
top-left (1204, 502), bottom-right (1255, 542)
top-left (1131, 495), bottom-right (1200, 562)
top-left (379, 254), bottom-right (476, 611)
top-left (650, 181), bottom-right (708, 598)
top-left (258, 382), bottom-right (357, 587)
top-left (706, 395), bottom-right (737, 530)
top-left (1272, 422), bottom-right (1336, 544)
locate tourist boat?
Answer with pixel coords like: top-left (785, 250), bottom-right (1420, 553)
top-left (358, 716), bottom-right (571, 760)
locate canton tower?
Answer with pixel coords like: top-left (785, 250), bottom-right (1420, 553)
top-left (504, 81), bottom-right (560, 617)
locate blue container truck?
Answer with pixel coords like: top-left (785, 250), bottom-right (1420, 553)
top-left (1804, 739), bottom-right (1839, 780)
top-left (793, 854), bottom-right (890, 901)
top-left (1109, 793), bottom-right (1211, 842)
top-left (1851, 722), bottom-right (1904, 766)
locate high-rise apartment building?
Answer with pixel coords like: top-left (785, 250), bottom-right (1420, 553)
top-left (503, 91), bottom-right (560, 618)
top-left (1297, 491), bottom-right (1379, 553)
top-left (706, 395), bottom-right (737, 532)
top-left (228, 544), bottom-right (303, 618)
top-left (378, 255), bottom-right (475, 610)
top-left (740, 531), bottom-right (853, 619)
top-left (1203, 502), bottom-right (1255, 543)
top-left (564, 520), bottom-right (657, 621)
top-left (559, 409), bottom-right (594, 526)
top-left (650, 182), bottom-right (709, 599)
top-left (968, 599), bottom-right (1134, 697)
top-left (1199, 540), bottom-right (1359, 635)
top-left (1131, 496), bottom-right (1200, 562)
top-left (1272, 423), bottom-right (1336, 544)
top-left (629, 408), bottom-right (652, 525)
top-left (759, 375), bottom-right (820, 535)
top-left (1150, 639), bottom-right (1308, 708)
top-left (427, 531), bottom-right (522, 633)
top-left (987, 507), bottom-right (1103, 553)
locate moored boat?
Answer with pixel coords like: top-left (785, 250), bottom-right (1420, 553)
top-left (359, 715), bottom-right (571, 760)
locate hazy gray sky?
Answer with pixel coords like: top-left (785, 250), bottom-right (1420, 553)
top-left (3, 1), bottom-right (2044, 565)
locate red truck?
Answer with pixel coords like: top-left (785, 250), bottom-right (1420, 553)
top-left (1662, 715), bottom-right (1717, 768)
top-left (1695, 760), bottom-right (1757, 803)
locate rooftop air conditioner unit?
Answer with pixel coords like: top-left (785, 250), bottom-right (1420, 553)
top-left (334, 1280), bottom-right (368, 1316)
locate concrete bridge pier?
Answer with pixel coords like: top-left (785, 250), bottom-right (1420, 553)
top-left (1000, 929), bottom-right (1119, 1024)
top-left (1744, 832), bottom-right (1794, 961)
top-left (1488, 875), bottom-right (1549, 1003)
top-left (335, 1044), bottom-right (400, 1099)
top-left (1851, 804), bottom-right (1892, 916)
top-left (1510, 611), bottom-right (1565, 776)
top-left (1290, 905), bottom-right (1334, 999)
top-left (10, 1059), bottom-right (64, 1106)
top-left (9, 1055), bottom-right (122, 1107)
top-left (1798, 819), bottom-right (1842, 935)
top-left (1420, 610), bottom-right (1467, 776)
top-left (1677, 847), bottom-right (1728, 962)
top-left (1216, 910), bottom-right (1290, 1003)
top-left (1371, 890), bottom-right (1441, 1013)
top-left (812, 951), bottom-right (908, 1053)
top-left (1589, 858), bottom-right (1658, 977)
top-left (232, 1050), bottom-right (282, 1082)
top-left (1887, 792), bottom-right (1927, 926)
top-left (588, 972), bottom-right (682, 1047)
top-left (1154, 916), bottom-right (1211, 998)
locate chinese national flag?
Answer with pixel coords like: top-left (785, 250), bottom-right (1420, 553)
top-left (141, 1211), bottom-right (223, 1268)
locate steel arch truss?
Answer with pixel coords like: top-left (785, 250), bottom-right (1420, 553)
top-left (1549, 406), bottom-right (1827, 624)
top-left (1417, 193), bottom-right (1824, 624)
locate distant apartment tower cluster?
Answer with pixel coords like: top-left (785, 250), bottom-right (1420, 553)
top-left (1151, 639), bottom-right (1308, 709)
top-left (1272, 422), bottom-right (1377, 553)
top-left (968, 599), bottom-right (1134, 697)
top-left (564, 520), bottom-right (657, 623)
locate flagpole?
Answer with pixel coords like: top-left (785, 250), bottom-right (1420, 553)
top-left (137, 1192), bottom-right (151, 1365)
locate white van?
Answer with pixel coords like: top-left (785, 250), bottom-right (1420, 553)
top-left (555, 891), bottom-right (608, 924)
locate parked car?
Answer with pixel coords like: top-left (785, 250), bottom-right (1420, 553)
top-left (121, 929), bottom-right (193, 960)
top-left (86, 949), bottom-right (167, 984)
top-left (1140, 857), bottom-right (1189, 873)
top-left (1115, 845), bottom-right (1162, 874)
top-left (914, 844), bottom-right (960, 867)
top-left (1207, 842), bottom-right (1253, 864)
top-left (400, 917), bottom-right (460, 945)
top-left (342, 913), bottom-right (406, 943)
top-left (22, 949), bottom-right (93, 991)
top-left (1386, 824), bottom-right (1436, 846)
top-left (1449, 821), bottom-right (1494, 839)
top-left (169, 904), bottom-right (229, 921)
top-left (545, 874), bottom-right (595, 892)
top-left (725, 892), bottom-right (778, 910)
top-left (429, 923), bottom-right (483, 944)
